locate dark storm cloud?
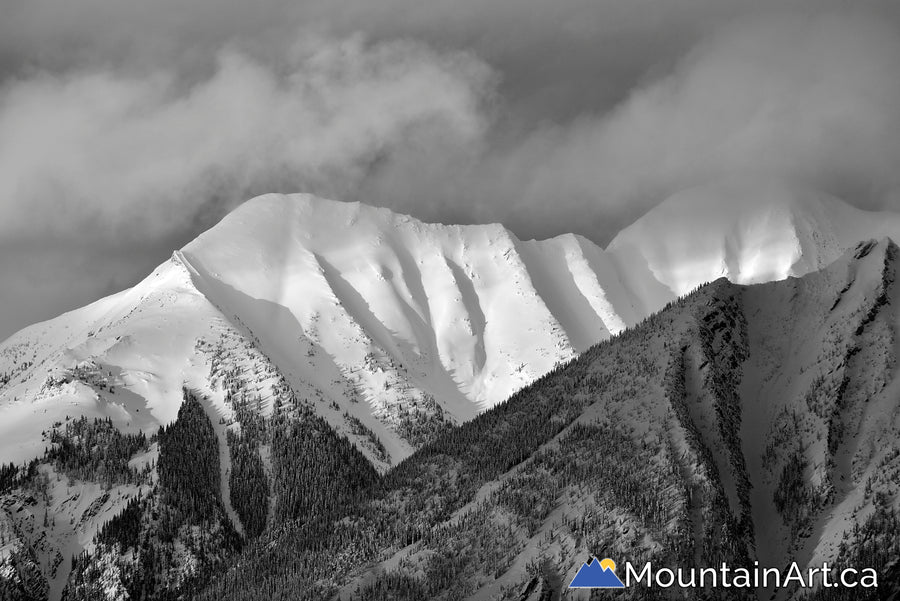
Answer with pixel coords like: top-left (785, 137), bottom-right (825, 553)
top-left (359, 11), bottom-right (900, 239)
top-left (0, 37), bottom-right (490, 242)
top-left (6, 0), bottom-right (895, 117)
top-left (2, 0), bottom-right (900, 339)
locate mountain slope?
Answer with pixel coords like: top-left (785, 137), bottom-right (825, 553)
top-left (2, 185), bottom-right (900, 599)
top-left (608, 179), bottom-right (900, 299)
top-left (0, 194), bottom-right (650, 473)
top-left (197, 239), bottom-right (900, 601)
top-left (6, 182), bottom-right (900, 471)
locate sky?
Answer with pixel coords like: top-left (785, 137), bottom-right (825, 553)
top-left (3, 0), bottom-right (900, 339)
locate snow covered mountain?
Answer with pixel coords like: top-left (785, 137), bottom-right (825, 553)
top-left (609, 178), bottom-right (900, 298)
top-left (0, 194), bottom-right (637, 473)
top-left (3, 179), bottom-right (900, 599)
top-left (4, 180), bottom-right (900, 472)
top-left (206, 237), bottom-right (900, 601)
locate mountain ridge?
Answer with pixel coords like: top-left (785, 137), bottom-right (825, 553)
top-left (196, 237), bottom-right (900, 601)
top-left (5, 182), bottom-right (900, 471)
top-left (2, 184), bottom-right (900, 598)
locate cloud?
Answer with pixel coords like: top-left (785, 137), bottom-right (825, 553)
top-left (5, 7), bottom-right (900, 245)
top-left (583, 12), bottom-right (900, 211)
top-left (355, 12), bottom-right (900, 239)
top-left (0, 35), bottom-right (491, 244)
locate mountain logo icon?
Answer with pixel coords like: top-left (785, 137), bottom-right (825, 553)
top-left (568, 557), bottom-right (626, 588)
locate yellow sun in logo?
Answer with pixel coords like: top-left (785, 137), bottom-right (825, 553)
top-left (599, 558), bottom-right (616, 572)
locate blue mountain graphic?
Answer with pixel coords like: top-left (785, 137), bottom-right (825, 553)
top-left (568, 557), bottom-right (626, 588)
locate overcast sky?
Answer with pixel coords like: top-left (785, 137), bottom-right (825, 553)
top-left (3, 0), bottom-right (900, 340)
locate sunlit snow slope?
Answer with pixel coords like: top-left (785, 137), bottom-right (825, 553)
top-left (3, 180), bottom-right (900, 469)
top-left (609, 178), bottom-right (900, 298)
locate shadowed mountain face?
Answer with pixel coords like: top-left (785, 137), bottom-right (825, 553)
top-left (2, 193), bottom-right (900, 599)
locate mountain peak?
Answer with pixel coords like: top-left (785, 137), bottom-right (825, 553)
top-left (5, 186), bottom-right (900, 470)
top-left (5, 188), bottom-right (900, 600)
top-left (607, 178), bottom-right (900, 297)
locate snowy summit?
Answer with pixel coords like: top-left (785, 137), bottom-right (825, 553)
top-left (2, 181), bottom-right (900, 469)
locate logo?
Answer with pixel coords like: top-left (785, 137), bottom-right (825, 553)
top-left (567, 558), bottom-right (878, 591)
top-left (569, 557), bottom-right (626, 588)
